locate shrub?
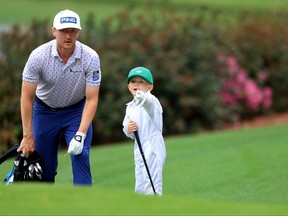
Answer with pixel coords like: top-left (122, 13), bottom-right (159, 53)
top-left (83, 9), bottom-right (234, 137)
top-left (223, 12), bottom-right (288, 113)
top-left (218, 54), bottom-right (273, 119)
top-left (0, 20), bottom-right (54, 151)
top-left (1, 8), bottom-right (288, 151)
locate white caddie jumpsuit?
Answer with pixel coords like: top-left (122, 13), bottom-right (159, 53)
top-left (123, 92), bottom-right (166, 195)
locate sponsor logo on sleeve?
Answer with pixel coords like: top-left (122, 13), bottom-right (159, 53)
top-left (93, 70), bottom-right (100, 81)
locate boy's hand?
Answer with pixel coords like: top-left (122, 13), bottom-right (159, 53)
top-left (128, 120), bottom-right (138, 134)
top-left (134, 90), bottom-right (146, 106)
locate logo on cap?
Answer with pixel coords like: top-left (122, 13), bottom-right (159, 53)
top-left (60, 17), bottom-right (77, 24)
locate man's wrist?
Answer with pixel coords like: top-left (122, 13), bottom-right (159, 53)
top-left (76, 131), bottom-right (86, 136)
top-left (23, 133), bottom-right (33, 138)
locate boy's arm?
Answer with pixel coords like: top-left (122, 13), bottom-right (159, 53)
top-left (142, 92), bottom-right (155, 117)
top-left (142, 93), bottom-right (164, 131)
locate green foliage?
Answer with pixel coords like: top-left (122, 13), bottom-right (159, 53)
top-left (223, 12), bottom-right (288, 113)
top-left (0, 20), bottom-right (53, 152)
top-left (83, 9), bottom-right (234, 140)
top-left (1, 8), bottom-right (288, 149)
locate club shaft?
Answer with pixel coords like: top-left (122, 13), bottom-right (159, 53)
top-left (134, 131), bottom-right (157, 195)
top-left (0, 144), bottom-right (19, 165)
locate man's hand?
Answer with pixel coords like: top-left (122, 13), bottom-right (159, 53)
top-left (134, 90), bottom-right (147, 106)
top-left (67, 132), bottom-right (86, 155)
top-left (17, 135), bottom-right (35, 157)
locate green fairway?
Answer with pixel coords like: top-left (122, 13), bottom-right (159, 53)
top-left (1, 184), bottom-right (288, 215)
top-left (0, 123), bottom-right (287, 215)
top-left (1, 0), bottom-right (288, 25)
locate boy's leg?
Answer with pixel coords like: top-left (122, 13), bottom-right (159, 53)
top-left (134, 145), bottom-right (157, 195)
top-left (134, 154), bottom-right (145, 194)
top-left (148, 154), bottom-right (163, 195)
top-left (149, 136), bottom-right (166, 195)
top-left (137, 142), bottom-right (164, 195)
top-left (134, 144), bottom-right (146, 194)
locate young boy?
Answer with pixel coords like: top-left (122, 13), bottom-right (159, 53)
top-left (122, 66), bottom-right (166, 195)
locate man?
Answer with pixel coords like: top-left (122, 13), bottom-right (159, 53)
top-left (17, 9), bottom-right (101, 185)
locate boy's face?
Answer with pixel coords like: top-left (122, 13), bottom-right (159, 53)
top-left (128, 76), bottom-right (153, 96)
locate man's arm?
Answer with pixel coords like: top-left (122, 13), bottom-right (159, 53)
top-left (17, 81), bottom-right (37, 157)
top-left (78, 85), bottom-right (100, 134)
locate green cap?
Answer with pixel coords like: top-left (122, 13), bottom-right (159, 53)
top-left (127, 67), bottom-right (154, 84)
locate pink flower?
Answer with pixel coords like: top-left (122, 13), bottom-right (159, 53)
top-left (236, 70), bottom-right (247, 84)
top-left (219, 54), bottom-right (273, 112)
top-left (244, 80), bottom-right (263, 111)
top-left (227, 56), bottom-right (239, 74)
top-left (262, 87), bottom-right (273, 109)
top-left (220, 91), bottom-right (237, 105)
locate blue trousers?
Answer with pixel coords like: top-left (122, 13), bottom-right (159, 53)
top-left (33, 98), bottom-right (92, 185)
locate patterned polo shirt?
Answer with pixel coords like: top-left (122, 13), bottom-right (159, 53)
top-left (23, 39), bottom-right (101, 108)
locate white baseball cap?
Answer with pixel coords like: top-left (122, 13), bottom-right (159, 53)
top-left (53, 9), bottom-right (82, 30)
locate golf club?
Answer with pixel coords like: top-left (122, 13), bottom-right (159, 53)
top-left (0, 144), bottom-right (19, 165)
top-left (134, 131), bottom-right (157, 195)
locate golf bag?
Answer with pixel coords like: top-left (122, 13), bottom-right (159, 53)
top-left (0, 144), bottom-right (43, 184)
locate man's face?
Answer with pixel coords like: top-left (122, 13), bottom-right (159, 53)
top-left (52, 28), bottom-right (80, 50)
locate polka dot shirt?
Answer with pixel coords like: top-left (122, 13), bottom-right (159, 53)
top-left (23, 39), bottom-right (101, 108)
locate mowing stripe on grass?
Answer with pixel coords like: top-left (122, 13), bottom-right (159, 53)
top-left (0, 183), bottom-right (288, 215)
top-left (0, 123), bottom-right (287, 215)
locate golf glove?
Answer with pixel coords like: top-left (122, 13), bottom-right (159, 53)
top-left (68, 132), bottom-right (86, 155)
top-left (134, 90), bottom-right (147, 106)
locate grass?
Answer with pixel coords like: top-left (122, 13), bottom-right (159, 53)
top-left (1, 0), bottom-right (288, 25)
top-left (1, 184), bottom-right (288, 215)
top-left (163, 126), bottom-right (288, 203)
top-left (174, 0), bottom-right (288, 11)
top-left (0, 123), bottom-right (287, 215)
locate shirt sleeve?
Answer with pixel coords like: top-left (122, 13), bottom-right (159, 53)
top-left (85, 50), bottom-right (101, 87)
top-left (142, 92), bottom-right (163, 132)
top-left (22, 50), bottom-right (41, 83)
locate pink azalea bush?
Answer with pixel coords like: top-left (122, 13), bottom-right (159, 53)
top-left (219, 54), bottom-right (272, 112)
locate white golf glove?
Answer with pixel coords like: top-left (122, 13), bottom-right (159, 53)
top-left (134, 90), bottom-right (147, 106)
top-left (67, 131), bottom-right (86, 155)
